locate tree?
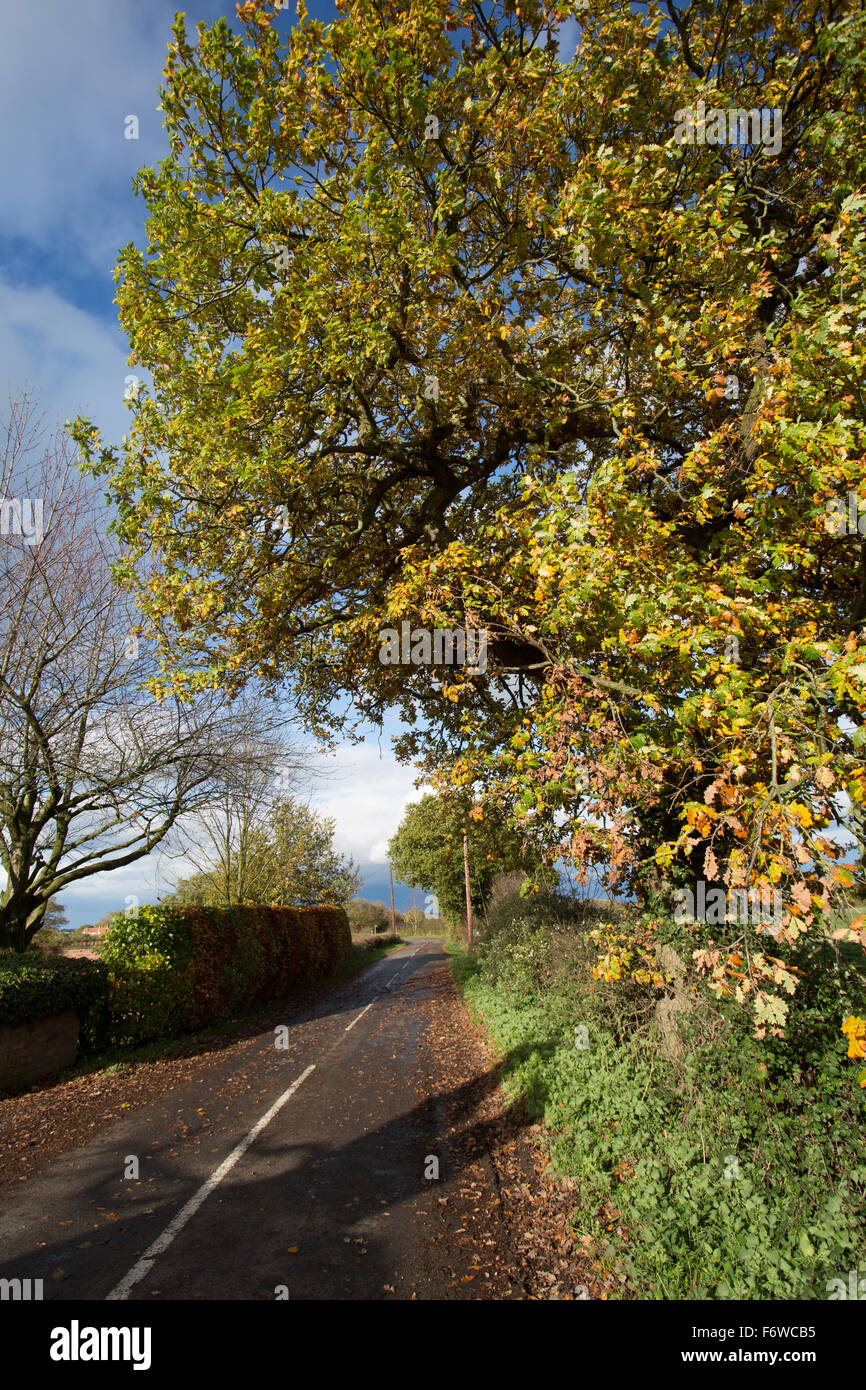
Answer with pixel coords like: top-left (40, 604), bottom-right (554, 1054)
top-left (388, 793), bottom-right (548, 925)
top-left (165, 871), bottom-right (214, 907)
top-left (401, 907), bottom-right (430, 934)
top-left (0, 397), bottom-right (288, 951)
top-left (346, 898), bottom-right (391, 932)
top-left (171, 714), bottom-right (312, 906)
top-left (29, 897), bottom-right (71, 955)
top-left (170, 795), bottom-right (359, 907)
top-left (246, 797), bottom-right (360, 905)
top-left (42, 899), bottom-right (68, 932)
top-left (72, 0), bottom-right (866, 1031)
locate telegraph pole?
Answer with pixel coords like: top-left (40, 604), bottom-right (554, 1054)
top-left (389, 863), bottom-right (396, 932)
top-left (463, 831), bottom-right (473, 947)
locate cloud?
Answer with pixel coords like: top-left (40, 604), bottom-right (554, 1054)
top-left (0, 274), bottom-right (133, 441)
top-left (0, 0), bottom-right (213, 278)
top-left (58, 852), bottom-right (172, 912)
top-left (307, 740), bottom-right (430, 864)
top-left (38, 733), bottom-right (427, 928)
top-left (0, 2), bottom-right (431, 928)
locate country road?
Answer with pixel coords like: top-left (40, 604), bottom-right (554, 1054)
top-left (0, 940), bottom-right (558, 1301)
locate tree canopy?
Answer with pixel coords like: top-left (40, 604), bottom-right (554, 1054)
top-left (170, 794), bottom-right (360, 906)
top-left (71, 0), bottom-right (866, 1032)
top-left (388, 791), bottom-right (550, 923)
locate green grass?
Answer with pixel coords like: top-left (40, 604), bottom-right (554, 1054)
top-left (447, 941), bottom-right (866, 1301)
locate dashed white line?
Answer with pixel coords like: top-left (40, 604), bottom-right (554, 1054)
top-left (387, 948), bottom-right (419, 986)
top-left (345, 1000), bottom-right (375, 1032)
top-left (106, 943), bottom-right (429, 1299)
top-left (105, 1064), bottom-right (316, 1301)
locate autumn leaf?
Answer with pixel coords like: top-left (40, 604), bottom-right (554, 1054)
top-left (841, 1016), bottom-right (866, 1061)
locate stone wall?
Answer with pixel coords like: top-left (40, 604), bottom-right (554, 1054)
top-left (0, 1010), bottom-right (79, 1090)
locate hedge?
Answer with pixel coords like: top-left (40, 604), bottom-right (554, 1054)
top-left (0, 954), bottom-right (109, 1031)
top-left (100, 903), bottom-right (352, 1046)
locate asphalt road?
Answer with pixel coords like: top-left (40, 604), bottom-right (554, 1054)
top-left (0, 939), bottom-right (470, 1300)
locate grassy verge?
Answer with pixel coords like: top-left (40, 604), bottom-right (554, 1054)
top-left (446, 919), bottom-right (865, 1301)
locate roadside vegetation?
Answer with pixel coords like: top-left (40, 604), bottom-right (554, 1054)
top-left (2, 0), bottom-right (865, 1304)
top-left (0, 927), bottom-right (404, 1099)
top-left (448, 890), bottom-right (866, 1300)
top-left (0, 903), bottom-right (405, 1095)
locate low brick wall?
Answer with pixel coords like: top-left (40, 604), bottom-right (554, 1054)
top-left (0, 1010), bottom-right (79, 1090)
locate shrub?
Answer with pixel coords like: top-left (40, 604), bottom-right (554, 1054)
top-left (478, 918), bottom-right (552, 995)
top-left (346, 898), bottom-right (390, 933)
top-left (0, 954), bottom-right (109, 1035)
top-left (479, 889), bottom-right (591, 945)
top-left (101, 903), bottom-right (351, 1046)
top-left (352, 930), bottom-right (402, 953)
top-left (457, 902), bottom-right (866, 1300)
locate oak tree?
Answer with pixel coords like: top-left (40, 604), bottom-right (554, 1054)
top-left (72, 0), bottom-right (866, 1030)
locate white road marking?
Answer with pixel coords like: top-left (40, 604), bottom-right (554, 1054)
top-left (348, 948), bottom-right (419, 1021)
top-left (345, 1000), bottom-right (375, 1032)
top-left (105, 1064), bottom-right (316, 1301)
top-left (105, 942), bottom-right (432, 1299)
top-left (387, 947), bottom-right (419, 986)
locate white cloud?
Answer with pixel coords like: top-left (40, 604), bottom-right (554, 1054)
top-left (308, 740), bottom-right (430, 864)
top-left (0, 275), bottom-right (133, 443)
top-left (0, 3), bottom-right (434, 927)
top-left (0, 1), bottom-right (191, 274)
top-left (58, 851), bottom-right (173, 912)
top-left (33, 733), bottom-right (427, 928)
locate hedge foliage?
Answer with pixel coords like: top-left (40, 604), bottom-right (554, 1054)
top-left (100, 902), bottom-right (351, 1046)
top-left (0, 954), bottom-right (109, 1031)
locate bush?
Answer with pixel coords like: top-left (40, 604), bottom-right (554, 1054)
top-left (352, 930), bottom-right (402, 953)
top-left (0, 954), bottom-right (109, 1034)
top-left (456, 903), bottom-right (866, 1300)
top-left (101, 903), bottom-right (351, 1047)
top-left (477, 918), bottom-right (552, 995)
top-left (346, 898), bottom-right (390, 932)
top-left (479, 888), bottom-right (593, 948)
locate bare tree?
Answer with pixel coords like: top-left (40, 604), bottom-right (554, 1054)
top-left (169, 720), bottom-right (314, 907)
top-left (0, 396), bottom-right (291, 950)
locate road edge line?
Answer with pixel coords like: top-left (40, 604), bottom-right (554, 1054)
top-left (105, 1063), bottom-right (317, 1301)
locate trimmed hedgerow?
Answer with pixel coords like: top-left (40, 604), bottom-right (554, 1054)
top-left (0, 954), bottom-right (109, 1031)
top-left (101, 903), bottom-right (351, 1046)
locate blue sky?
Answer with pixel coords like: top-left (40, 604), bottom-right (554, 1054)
top-left (0, 0), bottom-right (432, 927)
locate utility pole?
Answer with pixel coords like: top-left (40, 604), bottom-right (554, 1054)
top-left (463, 831), bottom-right (473, 947)
top-left (389, 863), bottom-right (396, 932)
